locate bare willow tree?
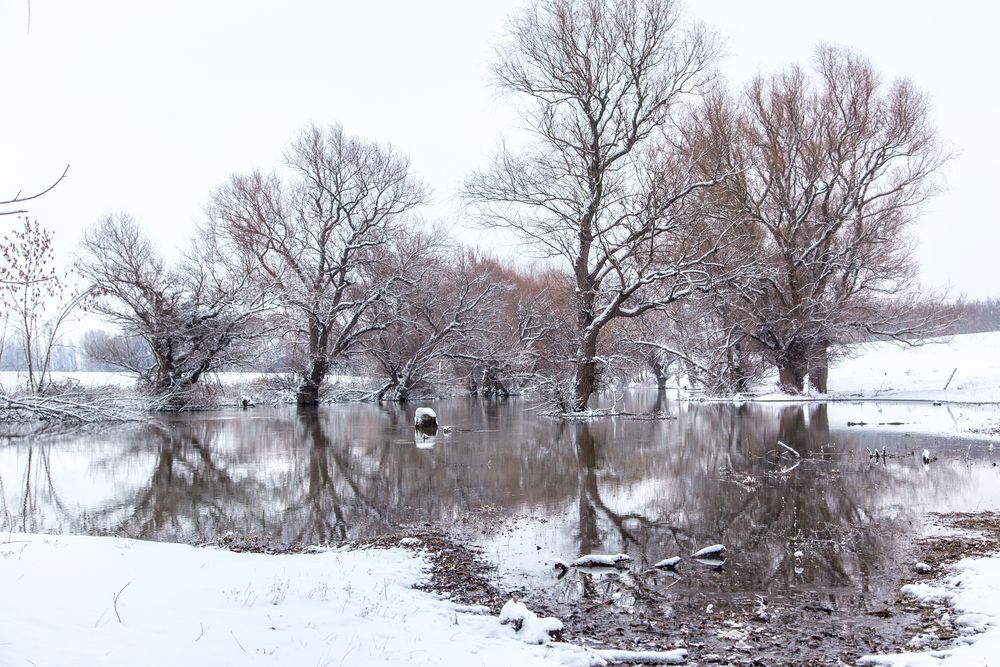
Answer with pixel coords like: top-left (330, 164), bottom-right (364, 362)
top-left (78, 213), bottom-right (270, 406)
top-left (701, 45), bottom-right (949, 393)
top-left (361, 233), bottom-right (502, 401)
top-left (466, 0), bottom-right (726, 412)
top-left (209, 124), bottom-right (429, 406)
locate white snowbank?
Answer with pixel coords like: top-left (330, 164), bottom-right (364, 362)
top-left (827, 332), bottom-right (1000, 403)
top-left (862, 555), bottom-right (1000, 666)
top-left (499, 598), bottom-right (564, 645)
top-left (0, 533), bottom-right (634, 667)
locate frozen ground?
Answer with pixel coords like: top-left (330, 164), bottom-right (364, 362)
top-left (0, 534), bottom-right (683, 667)
top-left (753, 331), bottom-right (1000, 404)
top-left (860, 555), bottom-right (1000, 667)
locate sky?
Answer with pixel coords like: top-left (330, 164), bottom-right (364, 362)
top-left (1, 0), bottom-right (997, 298)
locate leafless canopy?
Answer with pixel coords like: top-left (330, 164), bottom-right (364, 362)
top-left (360, 232), bottom-right (503, 401)
top-left (209, 124), bottom-right (429, 406)
top-left (696, 45), bottom-right (950, 392)
top-left (78, 213), bottom-right (271, 406)
top-left (466, 0), bottom-right (725, 410)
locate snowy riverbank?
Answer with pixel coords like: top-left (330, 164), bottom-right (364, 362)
top-left (860, 549), bottom-right (1000, 666)
top-left (5, 333), bottom-right (1000, 665)
top-left (0, 533), bottom-right (684, 667)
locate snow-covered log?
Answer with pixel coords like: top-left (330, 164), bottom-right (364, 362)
top-left (654, 556), bottom-right (682, 570)
top-left (588, 648), bottom-right (689, 665)
top-left (0, 391), bottom-right (164, 423)
top-left (571, 553), bottom-right (632, 568)
top-left (691, 544), bottom-right (726, 559)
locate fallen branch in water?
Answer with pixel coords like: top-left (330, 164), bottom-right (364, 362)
top-left (0, 390), bottom-right (162, 423)
top-left (777, 440), bottom-right (800, 458)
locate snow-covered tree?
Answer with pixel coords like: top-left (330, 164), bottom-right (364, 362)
top-left (209, 124), bottom-right (429, 406)
top-left (466, 0), bottom-right (728, 411)
top-left (78, 213), bottom-right (269, 406)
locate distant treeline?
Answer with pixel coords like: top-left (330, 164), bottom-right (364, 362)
top-left (941, 298), bottom-right (1000, 335)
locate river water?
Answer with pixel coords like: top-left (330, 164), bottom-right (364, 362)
top-left (3, 393), bottom-right (999, 615)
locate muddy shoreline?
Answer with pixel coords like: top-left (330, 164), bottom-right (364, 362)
top-left (330, 511), bottom-right (1000, 666)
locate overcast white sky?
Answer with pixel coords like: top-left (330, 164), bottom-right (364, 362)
top-left (1, 1), bottom-right (996, 298)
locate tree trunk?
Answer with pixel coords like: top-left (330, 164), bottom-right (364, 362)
top-left (481, 362), bottom-right (509, 398)
top-left (652, 386), bottom-right (667, 413)
top-left (573, 359), bottom-right (597, 412)
top-left (296, 379), bottom-right (321, 406)
top-left (776, 348), bottom-right (808, 394)
top-left (297, 354), bottom-right (329, 406)
top-left (649, 356), bottom-right (667, 392)
top-left (569, 327), bottom-right (600, 411)
top-left (807, 344), bottom-right (829, 394)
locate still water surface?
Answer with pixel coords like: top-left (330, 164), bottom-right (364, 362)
top-left (3, 392), bottom-right (999, 604)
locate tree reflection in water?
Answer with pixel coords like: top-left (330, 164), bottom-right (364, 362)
top-left (547, 401), bottom-right (946, 610)
top-left (0, 396), bottom-right (981, 608)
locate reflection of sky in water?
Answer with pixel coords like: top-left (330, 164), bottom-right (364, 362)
top-left (1, 396), bottom-right (996, 599)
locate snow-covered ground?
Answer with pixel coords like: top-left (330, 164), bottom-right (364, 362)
top-left (860, 555), bottom-right (1000, 667)
top-left (0, 534), bottom-right (683, 666)
top-left (755, 331), bottom-right (1000, 403)
top-left (827, 332), bottom-right (1000, 403)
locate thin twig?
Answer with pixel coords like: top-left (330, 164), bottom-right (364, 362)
top-left (113, 581), bottom-right (131, 623)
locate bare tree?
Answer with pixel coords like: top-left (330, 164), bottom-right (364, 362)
top-left (466, 0), bottom-right (727, 412)
top-left (628, 294), bottom-right (767, 395)
top-left (0, 217), bottom-right (86, 392)
top-left (361, 234), bottom-right (502, 401)
top-left (209, 124), bottom-right (429, 406)
top-left (698, 45), bottom-right (949, 393)
top-left (78, 213), bottom-right (270, 407)
top-left (448, 253), bottom-right (569, 398)
top-left (81, 330), bottom-right (152, 372)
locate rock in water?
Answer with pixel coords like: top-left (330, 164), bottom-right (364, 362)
top-left (414, 407), bottom-right (438, 428)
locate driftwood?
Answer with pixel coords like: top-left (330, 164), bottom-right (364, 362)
top-left (0, 391), bottom-right (161, 424)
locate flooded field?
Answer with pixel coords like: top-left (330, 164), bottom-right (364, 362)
top-left (3, 393), bottom-right (999, 663)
